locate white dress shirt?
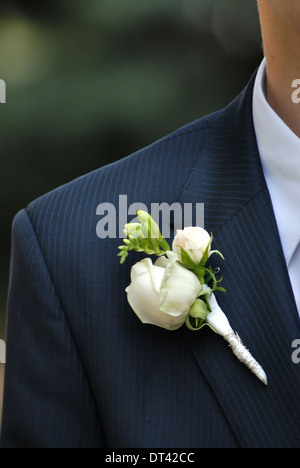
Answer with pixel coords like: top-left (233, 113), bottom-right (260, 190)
top-left (253, 58), bottom-right (300, 318)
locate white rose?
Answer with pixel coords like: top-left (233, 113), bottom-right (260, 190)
top-left (172, 227), bottom-right (211, 266)
top-left (125, 253), bottom-right (202, 331)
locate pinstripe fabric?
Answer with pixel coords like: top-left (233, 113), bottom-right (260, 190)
top-left (1, 210), bottom-right (105, 447)
top-left (176, 77), bottom-right (300, 447)
top-left (1, 71), bottom-right (299, 447)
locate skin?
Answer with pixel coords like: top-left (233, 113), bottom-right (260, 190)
top-left (257, 0), bottom-right (300, 137)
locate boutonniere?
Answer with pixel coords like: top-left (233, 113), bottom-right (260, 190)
top-left (118, 211), bottom-right (268, 386)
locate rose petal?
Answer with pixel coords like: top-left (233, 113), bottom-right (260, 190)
top-left (159, 260), bottom-right (202, 320)
top-left (126, 259), bottom-right (166, 328)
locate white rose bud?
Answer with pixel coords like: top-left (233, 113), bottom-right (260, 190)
top-left (125, 255), bottom-right (202, 331)
top-left (172, 227), bottom-right (211, 266)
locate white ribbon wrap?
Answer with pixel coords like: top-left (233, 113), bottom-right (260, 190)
top-left (205, 292), bottom-right (268, 386)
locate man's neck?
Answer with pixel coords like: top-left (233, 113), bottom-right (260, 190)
top-left (258, 2), bottom-right (300, 138)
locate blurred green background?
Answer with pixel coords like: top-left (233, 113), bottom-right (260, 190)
top-left (0, 0), bottom-right (263, 340)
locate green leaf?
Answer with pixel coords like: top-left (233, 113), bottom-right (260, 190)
top-left (209, 250), bottom-right (225, 260)
top-left (185, 314), bottom-right (205, 331)
top-left (215, 286), bottom-right (227, 293)
top-left (159, 237), bottom-right (171, 252)
top-left (185, 314), bottom-right (220, 334)
top-left (199, 233), bottom-right (213, 267)
top-left (180, 247), bottom-right (198, 269)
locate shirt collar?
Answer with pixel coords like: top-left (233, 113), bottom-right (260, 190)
top-left (253, 58), bottom-right (300, 266)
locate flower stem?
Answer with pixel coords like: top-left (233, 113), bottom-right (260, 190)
top-left (223, 332), bottom-right (268, 386)
top-left (205, 291), bottom-right (268, 386)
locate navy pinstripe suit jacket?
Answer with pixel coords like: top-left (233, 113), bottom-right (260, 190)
top-left (1, 73), bottom-right (300, 448)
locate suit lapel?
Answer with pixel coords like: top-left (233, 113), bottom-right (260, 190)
top-left (176, 75), bottom-right (300, 447)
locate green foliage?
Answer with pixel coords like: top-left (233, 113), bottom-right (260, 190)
top-left (118, 211), bottom-right (171, 263)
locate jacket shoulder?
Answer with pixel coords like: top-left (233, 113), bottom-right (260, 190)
top-left (26, 109), bottom-right (222, 227)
